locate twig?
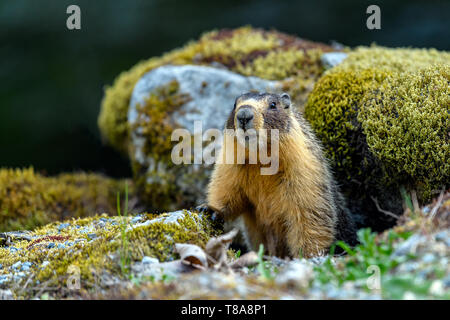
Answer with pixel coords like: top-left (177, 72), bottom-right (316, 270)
top-left (19, 273), bottom-right (34, 296)
top-left (429, 187), bottom-right (445, 220)
top-left (371, 196), bottom-right (400, 219)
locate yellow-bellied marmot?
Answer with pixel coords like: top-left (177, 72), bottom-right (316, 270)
top-left (199, 92), bottom-right (357, 258)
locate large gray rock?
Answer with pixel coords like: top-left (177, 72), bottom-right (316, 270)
top-left (128, 65), bottom-right (280, 210)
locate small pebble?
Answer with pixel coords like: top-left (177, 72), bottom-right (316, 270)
top-left (142, 256), bottom-right (159, 265)
top-left (422, 253), bottom-right (435, 264)
top-left (403, 291), bottom-right (416, 300)
top-left (11, 261), bottom-right (21, 270)
top-left (87, 233), bottom-right (98, 240)
top-left (440, 276), bottom-right (450, 288)
top-left (58, 223), bottom-right (70, 231)
top-left (434, 231), bottom-right (447, 242)
top-left (0, 275), bottom-right (10, 285)
top-left (21, 262), bottom-right (32, 271)
top-left (97, 221), bottom-right (106, 228)
top-left (275, 261), bottom-right (313, 288)
top-left (14, 272), bottom-right (26, 280)
top-left (429, 280), bottom-right (444, 296)
top-left (0, 289), bottom-right (13, 300)
top-left (131, 216), bottom-right (143, 224)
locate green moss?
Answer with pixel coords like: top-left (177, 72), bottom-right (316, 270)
top-left (126, 211), bottom-right (216, 262)
top-left (0, 168), bottom-right (132, 232)
top-left (304, 46), bottom-right (449, 225)
top-left (338, 46), bottom-right (450, 74)
top-left (236, 48), bottom-right (324, 80)
top-left (0, 210), bottom-right (218, 299)
top-left (133, 80), bottom-right (190, 164)
top-left (359, 65), bottom-right (449, 200)
top-left (305, 68), bottom-right (390, 181)
top-left (98, 26), bottom-right (334, 153)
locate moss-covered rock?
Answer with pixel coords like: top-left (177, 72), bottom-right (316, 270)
top-left (98, 26), bottom-right (335, 154)
top-left (1, 190), bottom-right (448, 300)
top-left (99, 27), bottom-right (336, 210)
top-left (0, 168), bottom-right (132, 232)
top-left (0, 210), bottom-right (219, 299)
top-left (360, 65), bottom-right (449, 200)
top-left (129, 66), bottom-right (279, 210)
top-left (304, 46), bottom-right (450, 229)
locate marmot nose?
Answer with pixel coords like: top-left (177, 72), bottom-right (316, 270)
top-left (236, 108), bottom-right (254, 129)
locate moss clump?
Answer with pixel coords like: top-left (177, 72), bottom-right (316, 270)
top-left (0, 210), bottom-right (218, 299)
top-left (305, 68), bottom-right (390, 182)
top-left (305, 46), bottom-right (449, 229)
top-left (98, 26), bottom-right (334, 153)
top-left (360, 65), bottom-right (449, 200)
top-left (338, 46), bottom-right (450, 74)
top-left (236, 48), bottom-right (324, 80)
top-left (0, 168), bottom-right (132, 232)
top-left (126, 211), bottom-right (217, 262)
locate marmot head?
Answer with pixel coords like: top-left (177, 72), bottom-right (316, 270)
top-left (226, 92), bottom-right (292, 133)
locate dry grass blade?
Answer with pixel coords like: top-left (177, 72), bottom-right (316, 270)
top-left (429, 187), bottom-right (445, 220)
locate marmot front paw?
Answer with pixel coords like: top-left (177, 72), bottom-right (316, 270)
top-left (195, 203), bottom-right (224, 225)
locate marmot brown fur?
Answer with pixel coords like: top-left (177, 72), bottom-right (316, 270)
top-left (200, 92), bottom-right (357, 258)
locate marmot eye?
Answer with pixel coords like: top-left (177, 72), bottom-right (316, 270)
top-left (269, 102), bottom-right (276, 109)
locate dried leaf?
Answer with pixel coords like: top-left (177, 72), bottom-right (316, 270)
top-left (205, 228), bottom-right (239, 266)
top-left (175, 243), bottom-right (208, 269)
top-left (229, 251), bottom-right (258, 269)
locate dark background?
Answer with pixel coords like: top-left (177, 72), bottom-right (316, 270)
top-left (1, 0), bottom-right (449, 178)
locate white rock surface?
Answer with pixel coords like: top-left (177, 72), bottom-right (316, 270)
top-left (321, 52), bottom-right (348, 69)
top-left (128, 65), bottom-right (281, 208)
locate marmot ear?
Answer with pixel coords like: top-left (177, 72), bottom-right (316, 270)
top-left (281, 93), bottom-right (291, 109)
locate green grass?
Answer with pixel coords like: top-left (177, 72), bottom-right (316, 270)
top-left (315, 228), bottom-right (413, 286)
top-left (312, 227), bottom-right (450, 299)
top-left (257, 244), bottom-right (275, 280)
